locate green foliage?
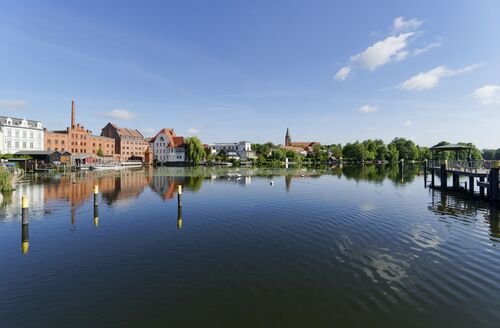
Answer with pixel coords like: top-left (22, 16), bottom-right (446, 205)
top-left (389, 138), bottom-right (418, 161)
top-left (0, 168), bottom-right (13, 193)
top-left (482, 148), bottom-right (500, 160)
top-left (185, 136), bottom-right (205, 165)
top-left (96, 148), bottom-right (104, 157)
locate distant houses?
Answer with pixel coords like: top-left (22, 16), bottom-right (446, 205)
top-left (207, 141), bottom-right (256, 161)
top-left (282, 128), bottom-right (320, 155)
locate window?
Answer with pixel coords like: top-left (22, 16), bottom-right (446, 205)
top-left (15, 141), bottom-right (19, 148)
top-left (23, 131), bottom-right (27, 138)
top-left (6, 141), bottom-right (11, 148)
top-left (15, 131), bottom-right (19, 137)
top-left (61, 140), bottom-right (65, 145)
top-left (47, 139), bottom-right (51, 144)
top-left (23, 142), bottom-right (26, 148)
top-left (7, 130), bottom-right (11, 137)
top-left (30, 132), bottom-right (34, 138)
top-left (30, 142), bottom-right (33, 149)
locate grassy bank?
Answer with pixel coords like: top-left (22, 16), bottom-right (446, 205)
top-left (0, 168), bottom-right (14, 193)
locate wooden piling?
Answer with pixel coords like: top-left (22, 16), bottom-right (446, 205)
top-left (453, 174), bottom-right (459, 190)
top-left (177, 206), bottom-right (182, 229)
top-left (479, 176), bottom-right (485, 198)
top-left (490, 168), bottom-right (499, 205)
top-left (177, 185), bottom-right (182, 208)
top-left (440, 164), bottom-right (447, 189)
top-left (22, 196), bottom-right (29, 225)
top-left (93, 185), bottom-right (99, 206)
top-left (431, 169), bottom-right (435, 187)
top-left (21, 196), bottom-right (29, 254)
top-left (469, 176), bottom-right (474, 196)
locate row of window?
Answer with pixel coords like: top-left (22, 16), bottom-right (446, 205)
top-left (4, 130), bottom-right (42, 139)
top-left (5, 141), bottom-right (39, 149)
top-left (156, 155), bottom-right (183, 161)
top-left (156, 148), bottom-right (184, 153)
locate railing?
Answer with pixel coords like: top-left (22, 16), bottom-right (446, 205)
top-left (427, 160), bottom-right (492, 173)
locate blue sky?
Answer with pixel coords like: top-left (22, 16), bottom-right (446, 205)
top-left (1, 0), bottom-right (499, 147)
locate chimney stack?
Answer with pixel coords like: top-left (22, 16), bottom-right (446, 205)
top-left (71, 98), bottom-right (75, 128)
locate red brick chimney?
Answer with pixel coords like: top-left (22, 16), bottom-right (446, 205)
top-left (71, 98), bottom-right (75, 128)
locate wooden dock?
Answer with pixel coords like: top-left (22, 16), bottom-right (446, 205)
top-left (424, 159), bottom-right (500, 206)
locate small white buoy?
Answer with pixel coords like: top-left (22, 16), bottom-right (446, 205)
top-left (270, 181), bottom-right (274, 186)
top-left (301, 174), bottom-right (305, 178)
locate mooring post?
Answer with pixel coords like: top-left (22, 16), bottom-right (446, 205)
top-left (490, 167), bottom-right (499, 205)
top-left (479, 176), bottom-right (485, 198)
top-left (469, 176), bottom-right (474, 197)
top-left (93, 185), bottom-right (99, 206)
top-left (21, 196), bottom-right (29, 254)
top-left (431, 169), bottom-right (435, 187)
top-left (424, 159), bottom-right (428, 188)
top-left (440, 161), bottom-right (447, 189)
top-left (453, 174), bottom-right (459, 190)
top-left (177, 206), bottom-right (183, 229)
top-left (177, 185), bottom-right (182, 208)
top-left (93, 185), bottom-right (99, 226)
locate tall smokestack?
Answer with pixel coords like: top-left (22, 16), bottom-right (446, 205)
top-left (71, 98), bottom-right (75, 128)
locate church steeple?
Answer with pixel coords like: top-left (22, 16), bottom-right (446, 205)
top-left (285, 128), bottom-right (291, 146)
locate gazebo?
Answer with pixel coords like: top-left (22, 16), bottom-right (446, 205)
top-left (430, 144), bottom-right (472, 161)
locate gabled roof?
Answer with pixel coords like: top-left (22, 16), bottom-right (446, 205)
top-left (104, 122), bottom-right (144, 139)
top-left (149, 128), bottom-right (176, 143)
top-left (171, 136), bottom-right (185, 148)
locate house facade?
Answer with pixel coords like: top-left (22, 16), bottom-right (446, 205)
top-left (150, 128), bottom-right (186, 164)
top-left (0, 116), bottom-right (44, 154)
top-left (44, 100), bottom-right (115, 157)
top-left (208, 141), bottom-right (256, 160)
top-left (101, 123), bottom-right (149, 162)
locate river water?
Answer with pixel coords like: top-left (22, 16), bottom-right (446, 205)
top-left (0, 166), bottom-right (499, 327)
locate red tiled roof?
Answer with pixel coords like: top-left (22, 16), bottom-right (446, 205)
top-left (170, 136), bottom-right (185, 148)
top-left (149, 128), bottom-right (176, 143)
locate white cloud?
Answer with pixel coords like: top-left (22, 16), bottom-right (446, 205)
top-left (414, 42), bottom-right (442, 56)
top-left (359, 105), bottom-right (378, 113)
top-left (403, 120), bottom-right (413, 127)
top-left (351, 32), bottom-right (414, 71)
top-left (186, 127), bottom-right (200, 135)
top-left (103, 109), bottom-right (138, 120)
top-left (144, 127), bottom-right (157, 135)
top-left (393, 17), bottom-right (424, 32)
top-left (0, 99), bottom-right (28, 110)
top-left (473, 85), bottom-right (500, 105)
top-left (334, 66), bottom-right (351, 80)
top-left (335, 17), bottom-right (427, 81)
top-left (399, 64), bottom-right (482, 91)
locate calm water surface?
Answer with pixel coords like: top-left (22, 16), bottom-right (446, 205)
top-left (0, 166), bottom-right (499, 327)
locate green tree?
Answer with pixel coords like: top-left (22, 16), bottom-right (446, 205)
top-left (185, 137), bottom-right (205, 165)
top-left (96, 148), bottom-right (104, 157)
top-left (389, 138), bottom-right (418, 160)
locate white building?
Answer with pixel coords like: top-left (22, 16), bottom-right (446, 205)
top-left (0, 116), bottom-right (44, 154)
top-left (209, 141), bottom-right (256, 160)
top-left (150, 128), bottom-right (186, 164)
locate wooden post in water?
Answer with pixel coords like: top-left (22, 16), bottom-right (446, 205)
top-left (177, 206), bottom-right (182, 229)
top-left (93, 185), bottom-right (99, 227)
top-left (431, 168), bottom-right (435, 187)
top-left (93, 185), bottom-right (99, 207)
top-left (453, 174), bottom-right (459, 190)
top-left (177, 185), bottom-right (182, 208)
top-left (490, 167), bottom-right (499, 206)
top-left (469, 176), bottom-right (474, 197)
top-left (21, 196), bottom-right (29, 254)
top-left (479, 176), bottom-right (485, 198)
top-left (440, 162), bottom-right (447, 189)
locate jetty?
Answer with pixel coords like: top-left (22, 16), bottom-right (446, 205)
top-left (424, 144), bottom-right (500, 206)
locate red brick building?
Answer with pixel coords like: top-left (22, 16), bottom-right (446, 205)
top-left (101, 123), bottom-right (149, 162)
top-left (44, 100), bottom-right (115, 157)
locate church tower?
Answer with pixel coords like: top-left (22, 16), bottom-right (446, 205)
top-left (285, 128), bottom-right (291, 146)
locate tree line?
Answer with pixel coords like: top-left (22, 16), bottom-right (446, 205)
top-left (253, 138), bottom-right (486, 164)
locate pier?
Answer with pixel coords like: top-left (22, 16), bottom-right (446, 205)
top-left (424, 144), bottom-right (500, 206)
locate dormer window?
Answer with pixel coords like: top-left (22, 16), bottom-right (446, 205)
top-left (21, 119), bottom-right (28, 127)
top-left (6, 118), bottom-right (12, 125)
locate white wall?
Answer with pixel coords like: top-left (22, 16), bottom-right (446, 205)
top-left (1, 119), bottom-right (44, 154)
